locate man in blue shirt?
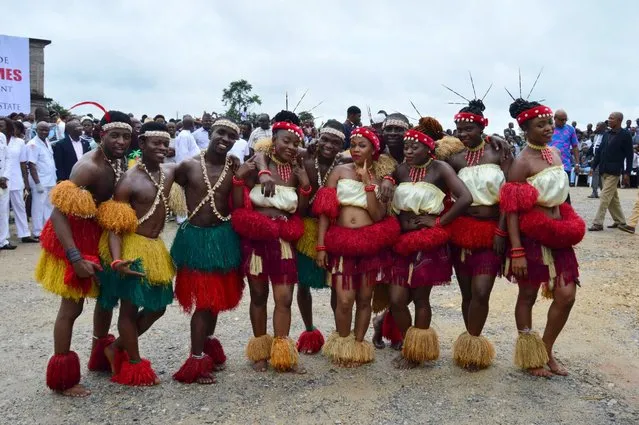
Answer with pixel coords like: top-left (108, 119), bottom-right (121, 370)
top-left (549, 109), bottom-right (579, 203)
top-left (342, 106), bottom-right (361, 149)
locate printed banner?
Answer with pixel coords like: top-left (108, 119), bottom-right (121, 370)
top-left (0, 35), bottom-right (30, 114)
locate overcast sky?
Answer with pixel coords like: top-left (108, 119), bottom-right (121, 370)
top-left (6, 0), bottom-right (638, 132)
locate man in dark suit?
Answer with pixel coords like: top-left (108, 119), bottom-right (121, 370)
top-left (589, 112), bottom-right (634, 231)
top-left (53, 120), bottom-right (89, 182)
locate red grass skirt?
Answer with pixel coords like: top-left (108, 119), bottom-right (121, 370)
top-left (175, 269), bottom-right (244, 313)
top-left (448, 216), bottom-right (496, 250)
top-left (328, 249), bottom-right (393, 290)
top-left (391, 244), bottom-right (452, 287)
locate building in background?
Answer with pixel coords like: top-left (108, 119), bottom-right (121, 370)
top-left (28, 38), bottom-right (51, 111)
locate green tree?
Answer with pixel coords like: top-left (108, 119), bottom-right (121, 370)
top-left (46, 100), bottom-right (69, 117)
top-left (221, 80), bottom-right (262, 122)
top-left (298, 111), bottom-right (315, 124)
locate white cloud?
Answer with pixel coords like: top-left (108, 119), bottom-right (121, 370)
top-left (5, 0), bottom-right (637, 132)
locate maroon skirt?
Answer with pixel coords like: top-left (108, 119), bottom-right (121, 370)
top-left (241, 239), bottom-right (298, 285)
top-left (391, 244), bottom-right (452, 288)
top-left (451, 245), bottom-right (503, 278)
top-left (506, 237), bottom-right (579, 289)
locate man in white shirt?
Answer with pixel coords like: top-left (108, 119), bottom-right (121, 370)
top-left (0, 130), bottom-right (13, 249)
top-left (192, 113), bottom-right (213, 150)
top-left (248, 114), bottom-right (272, 150)
top-left (228, 121), bottom-right (251, 164)
top-left (0, 119), bottom-right (37, 247)
top-left (27, 122), bottom-right (57, 237)
top-left (173, 115), bottom-right (201, 223)
top-left (174, 115), bottom-right (201, 163)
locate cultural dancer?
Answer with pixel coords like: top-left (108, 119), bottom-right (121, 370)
top-left (435, 94), bottom-right (512, 371)
top-left (371, 113), bottom-right (410, 351)
top-left (97, 122), bottom-right (176, 386)
top-left (389, 120), bottom-right (472, 369)
top-left (502, 97), bottom-right (585, 377)
top-left (315, 127), bottom-right (400, 367)
top-left (171, 118), bottom-right (246, 384)
top-left (294, 120), bottom-right (344, 354)
top-left (231, 110), bottom-right (311, 373)
top-left (36, 107), bottom-right (131, 396)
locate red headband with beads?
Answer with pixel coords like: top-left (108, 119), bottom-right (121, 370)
top-left (516, 105), bottom-right (553, 125)
top-left (272, 121), bottom-right (304, 141)
top-left (350, 126), bottom-right (381, 160)
top-left (403, 129), bottom-right (435, 151)
top-left (454, 112), bottom-right (488, 127)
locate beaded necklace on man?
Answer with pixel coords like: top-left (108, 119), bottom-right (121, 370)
top-left (137, 161), bottom-right (169, 225)
top-left (465, 138), bottom-right (486, 167)
top-left (409, 158), bottom-right (433, 183)
top-left (188, 152), bottom-right (231, 221)
top-left (100, 146), bottom-right (126, 184)
top-left (526, 141), bottom-right (554, 165)
top-left (269, 153), bottom-right (292, 182)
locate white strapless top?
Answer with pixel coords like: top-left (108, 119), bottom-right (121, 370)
top-left (458, 163), bottom-right (505, 207)
top-left (337, 179), bottom-right (374, 209)
top-left (250, 185), bottom-right (298, 213)
top-left (392, 182), bottom-right (445, 215)
top-left (527, 165), bottom-right (569, 208)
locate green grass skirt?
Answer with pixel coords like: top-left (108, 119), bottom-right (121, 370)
top-left (170, 221), bottom-right (241, 272)
top-left (297, 252), bottom-right (328, 289)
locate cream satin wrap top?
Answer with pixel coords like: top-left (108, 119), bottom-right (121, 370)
top-left (250, 184), bottom-right (298, 213)
top-left (458, 163), bottom-right (505, 207)
top-left (392, 182), bottom-right (445, 215)
top-left (526, 165), bottom-right (569, 208)
top-left (337, 179), bottom-right (374, 209)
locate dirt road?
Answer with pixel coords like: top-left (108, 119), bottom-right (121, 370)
top-left (1, 186), bottom-right (638, 425)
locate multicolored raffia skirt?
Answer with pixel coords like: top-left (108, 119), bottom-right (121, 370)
top-left (35, 217), bottom-right (102, 301)
top-left (97, 232), bottom-right (175, 312)
top-left (296, 217), bottom-right (328, 289)
top-left (171, 221), bottom-right (244, 313)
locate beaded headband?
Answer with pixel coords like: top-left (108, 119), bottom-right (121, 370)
top-left (350, 127), bottom-right (381, 160)
top-left (516, 105), bottom-right (553, 125)
top-left (454, 112), bottom-right (489, 127)
top-left (319, 127), bottom-right (345, 141)
top-left (102, 122), bottom-right (133, 132)
top-left (272, 121), bottom-right (304, 141)
top-left (403, 129), bottom-right (435, 151)
top-left (212, 119), bottom-right (240, 134)
top-left (140, 130), bottom-right (170, 140)
top-left (382, 118), bottom-right (409, 130)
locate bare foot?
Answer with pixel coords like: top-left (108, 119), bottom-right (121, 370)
top-left (390, 341), bottom-right (403, 351)
top-left (251, 359), bottom-right (268, 372)
top-left (290, 364), bottom-right (307, 374)
top-left (547, 356), bottom-right (568, 376)
top-left (392, 354), bottom-right (418, 370)
top-left (196, 373), bottom-right (216, 384)
top-left (213, 362), bottom-right (226, 372)
top-left (104, 344), bottom-right (116, 375)
top-left (61, 384), bottom-right (91, 397)
top-left (372, 316), bottom-right (385, 349)
top-left (528, 367), bottom-right (553, 378)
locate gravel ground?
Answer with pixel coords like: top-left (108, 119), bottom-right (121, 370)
top-left (1, 186), bottom-right (638, 425)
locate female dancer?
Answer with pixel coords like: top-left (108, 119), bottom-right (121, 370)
top-left (315, 127), bottom-right (400, 367)
top-left (231, 110), bottom-right (311, 373)
top-left (389, 121), bottom-right (472, 369)
top-left (294, 120), bottom-right (344, 354)
top-left (501, 98), bottom-right (585, 377)
top-left (444, 99), bottom-right (513, 370)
